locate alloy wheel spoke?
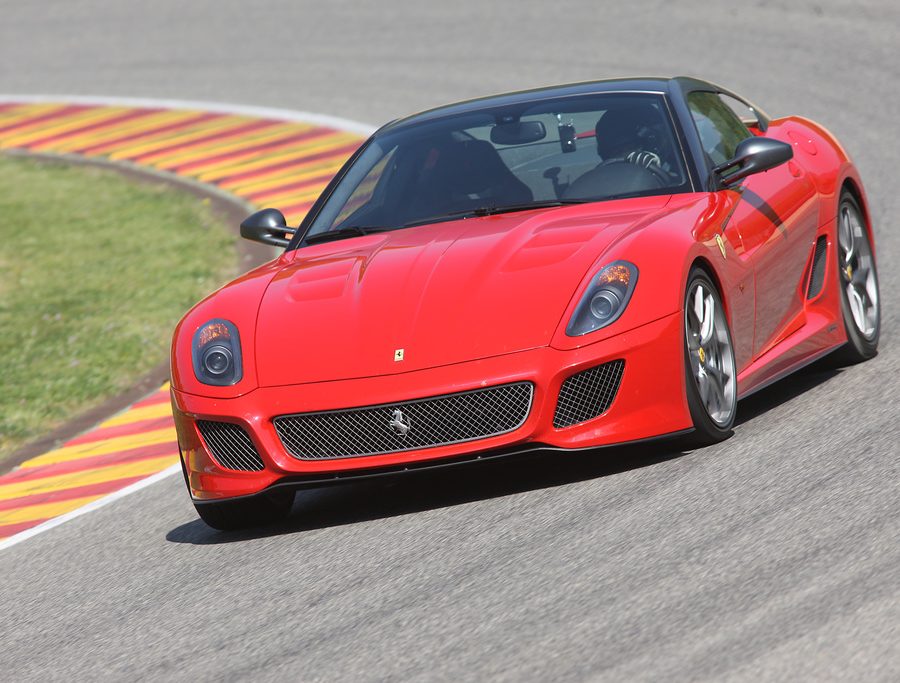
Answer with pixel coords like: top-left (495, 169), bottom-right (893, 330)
top-left (865, 270), bottom-right (879, 309)
top-left (854, 283), bottom-right (875, 336)
top-left (692, 286), bottom-right (705, 333)
top-left (708, 332), bottom-right (721, 363)
top-left (708, 360), bottom-right (726, 383)
top-left (847, 284), bottom-right (866, 329)
top-left (699, 294), bottom-right (715, 345)
top-left (706, 370), bottom-right (724, 414)
top-left (839, 209), bottom-right (855, 263)
top-left (697, 370), bottom-right (710, 404)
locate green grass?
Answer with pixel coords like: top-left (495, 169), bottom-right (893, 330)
top-left (0, 155), bottom-right (237, 460)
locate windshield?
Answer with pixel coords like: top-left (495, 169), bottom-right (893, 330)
top-left (304, 93), bottom-right (690, 241)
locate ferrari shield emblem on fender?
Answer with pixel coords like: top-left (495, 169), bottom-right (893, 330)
top-left (389, 408), bottom-right (411, 436)
top-left (394, 348), bottom-right (404, 361)
top-left (715, 233), bottom-right (727, 260)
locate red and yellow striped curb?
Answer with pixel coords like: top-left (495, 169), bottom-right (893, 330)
top-left (0, 100), bottom-right (365, 225)
top-left (0, 98), bottom-right (367, 543)
top-left (0, 388), bottom-right (174, 540)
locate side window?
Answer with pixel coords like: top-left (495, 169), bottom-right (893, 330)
top-left (687, 92), bottom-right (752, 166)
top-left (720, 93), bottom-right (762, 130)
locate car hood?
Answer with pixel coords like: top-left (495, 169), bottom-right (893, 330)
top-left (255, 197), bottom-right (674, 386)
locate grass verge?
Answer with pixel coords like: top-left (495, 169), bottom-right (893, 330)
top-left (0, 155), bottom-right (236, 461)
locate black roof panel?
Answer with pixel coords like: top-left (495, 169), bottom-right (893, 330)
top-left (378, 76), bottom-right (713, 134)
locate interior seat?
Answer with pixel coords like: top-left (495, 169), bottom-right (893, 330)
top-left (409, 139), bottom-right (533, 219)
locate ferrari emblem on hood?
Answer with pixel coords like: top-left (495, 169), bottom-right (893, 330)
top-left (394, 348), bottom-right (405, 361)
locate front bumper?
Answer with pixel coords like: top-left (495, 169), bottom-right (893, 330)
top-left (173, 311), bottom-right (689, 500)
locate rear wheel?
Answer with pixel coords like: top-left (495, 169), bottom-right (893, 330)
top-left (682, 268), bottom-right (737, 446)
top-left (193, 490), bottom-right (294, 531)
top-left (829, 191), bottom-right (880, 365)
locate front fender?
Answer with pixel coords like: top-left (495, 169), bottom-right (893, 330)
top-left (170, 258), bottom-right (284, 398)
top-left (550, 193), bottom-right (745, 356)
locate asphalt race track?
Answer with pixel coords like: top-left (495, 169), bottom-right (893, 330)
top-left (1, 1), bottom-right (898, 680)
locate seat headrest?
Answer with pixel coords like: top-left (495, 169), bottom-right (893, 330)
top-left (595, 106), bottom-right (660, 158)
top-left (439, 139), bottom-right (509, 194)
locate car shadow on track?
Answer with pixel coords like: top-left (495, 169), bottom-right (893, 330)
top-left (165, 361), bottom-right (843, 545)
top-left (165, 440), bottom-right (683, 545)
top-left (734, 361), bottom-right (842, 426)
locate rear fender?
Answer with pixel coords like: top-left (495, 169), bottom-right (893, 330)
top-left (775, 117), bottom-right (874, 250)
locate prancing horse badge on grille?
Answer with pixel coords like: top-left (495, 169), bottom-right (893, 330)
top-left (389, 408), bottom-right (411, 437)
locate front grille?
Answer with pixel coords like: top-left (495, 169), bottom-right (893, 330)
top-left (274, 382), bottom-right (533, 460)
top-left (553, 360), bottom-right (625, 428)
top-left (197, 420), bottom-right (265, 471)
top-left (806, 235), bottom-right (828, 299)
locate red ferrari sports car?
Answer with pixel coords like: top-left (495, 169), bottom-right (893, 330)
top-left (171, 77), bottom-right (880, 529)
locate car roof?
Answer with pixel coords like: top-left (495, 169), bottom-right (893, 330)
top-left (377, 76), bottom-right (716, 134)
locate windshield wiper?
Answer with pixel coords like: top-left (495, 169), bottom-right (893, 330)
top-left (464, 199), bottom-right (591, 217)
top-left (304, 226), bottom-right (388, 244)
top-left (404, 199), bottom-right (592, 227)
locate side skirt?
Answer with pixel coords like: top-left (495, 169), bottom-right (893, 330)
top-left (737, 340), bottom-right (842, 401)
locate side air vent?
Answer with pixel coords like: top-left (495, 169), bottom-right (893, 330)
top-left (806, 236), bottom-right (828, 299)
top-left (196, 420), bottom-right (265, 472)
top-left (553, 360), bottom-right (625, 428)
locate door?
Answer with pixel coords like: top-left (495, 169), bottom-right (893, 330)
top-left (687, 91), bottom-right (817, 358)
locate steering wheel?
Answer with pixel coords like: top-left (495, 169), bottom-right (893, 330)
top-left (625, 150), bottom-right (671, 186)
top-left (563, 159), bottom-right (666, 201)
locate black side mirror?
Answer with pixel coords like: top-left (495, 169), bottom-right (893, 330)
top-left (239, 208), bottom-right (296, 248)
top-left (713, 137), bottom-right (793, 187)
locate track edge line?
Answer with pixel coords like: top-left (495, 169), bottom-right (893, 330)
top-left (0, 464), bottom-right (181, 552)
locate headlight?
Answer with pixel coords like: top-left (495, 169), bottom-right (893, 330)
top-left (192, 319), bottom-right (243, 385)
top-left (566, 261), bottom-right (638, 336)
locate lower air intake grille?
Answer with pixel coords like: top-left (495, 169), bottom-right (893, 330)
top-left (553, 360), bottom-right (625, 428)
top-left (807, 235), bottom-right (828, 299)
top-left (274, 382), bottom-right (533, 460)
top-left (197, 420), bottom-right (265, 471)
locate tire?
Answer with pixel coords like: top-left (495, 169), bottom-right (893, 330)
top-left (682, 267), bottom-right (737, 447)
top-left (180, 454), bottom-right (294, 531)
top-left (828, 191), bottom-right (880, 366)
top-left (193, 490), bottom-right (294, 531)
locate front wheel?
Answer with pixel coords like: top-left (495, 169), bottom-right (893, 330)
top-left (682, 268), bottom-right (737, 447)
top-left (180, 452), bottom-right (294, 530)
top-left (193, 490), bottom-right (294, 531)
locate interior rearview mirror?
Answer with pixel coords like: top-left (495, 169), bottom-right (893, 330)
top-left (714, 137), bottom-right (793, 187)
top-left (490, 120), bottom-right (546, 146)
top-left (239, 208), bottom-right (295, 248)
